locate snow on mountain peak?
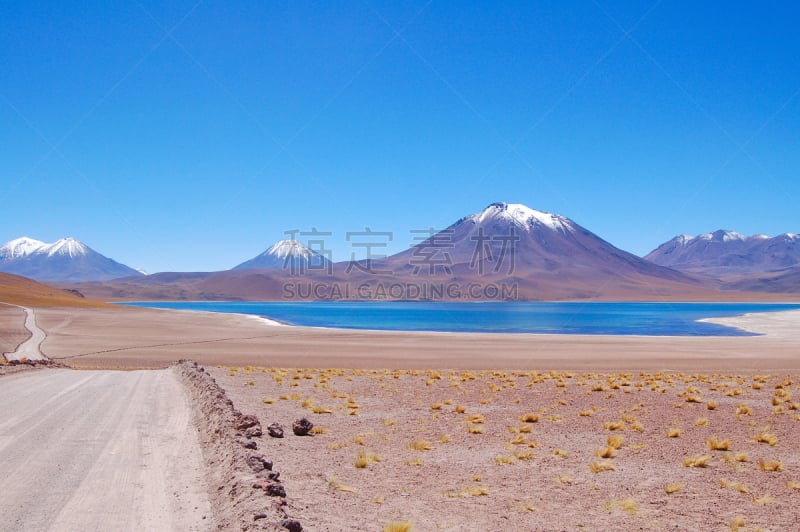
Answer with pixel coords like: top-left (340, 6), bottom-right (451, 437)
top-left (697, 230), bottom-right (745, 242)
top-left (0, 237), bottom-right (46, 259)
top-left (264, 239), bottom-right (315, 260)
top-left (472, 202), bottom-right (573, 232)
top-left (44, 237), bottom-right (89, 258)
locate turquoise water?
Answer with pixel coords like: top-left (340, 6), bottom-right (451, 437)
top-left (118, 301), bottom-right (800, 336)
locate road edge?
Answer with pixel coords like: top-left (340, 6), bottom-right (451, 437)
top-left (175, 360), bottom-right (303, 532)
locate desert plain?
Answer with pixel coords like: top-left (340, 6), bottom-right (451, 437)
top-left (3, 302), bottom-right (800, 531)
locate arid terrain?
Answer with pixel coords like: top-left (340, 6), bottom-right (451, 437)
top-left (210, 364), bottom-right (800, 531)
top-left (2, 283), bottom-right (800, 530)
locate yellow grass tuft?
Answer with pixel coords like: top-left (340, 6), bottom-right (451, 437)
top-left (707, 437), bottom-right (732, 451)
top-left (596, 446), bottom-right (617, 459)
top-left (312, 406), bottom-right (334, 414)
top-left (467, 423), bottom-right (484, 434)
top-left (454, 405), bottom-right (467, 414)
top-left (494, 454), bottom-right (516, 465)
top-left (468, 414), bottom-right (485, 424)
top-left (430, 402), bottom-right (443, 410)
top-left (514, 449), bottom-right (534, 460)
top-left (603, 421), bottom-right (625, 431)
top-left (754, 432), bottom-right (778, 446)
top-left (734, 452), bottom-right (749, 462)
top-left (328, 477), bottom-right (358, 493)
top-left (730, 516), bottom-right (746, 531)
top-left (758, 458), bottom-right (783, 472)
top-left (519, 424), bottom-right (533, 433)
top-left (438, 434), bottom-right (451, 443)
top-left (510, 434), bottom-right (526, 445)
top-left (694, 417), bottom-right (709, 426)
top-left (579, 410), bottom-right (594, 417)
top-left (683, 455), bottom-right (711, 468)
top-left (590, 460), bottom-right (616, 473)
top-left (409, 440), bottom-right (435, 451)
top-left (706, 401), bottom-right (717, 410)
top-left (309, 426), bottom-right (328, 435)
top-left (383, 419), bottom-right (396, 426)
top-left (383, 522), bottom-right (414, 532)
top-left (786, 481), bottom-right (800, 490)
top-left (607, 435), bottom-right (625, 449)
top-left (553, 448), bottom-right (568, 457)
top-left (355, 451), bottom-right (381, 468)
top-left (519, 413), bottom-right (540, 423)
top-left (261, 397), bottom-right (276, 404)
top-left (664, 483), bottom-right (682, 494)
top-left (667, 428), bottom-right (682, 438)
top-left (720, 479), bottom-right (749, 493)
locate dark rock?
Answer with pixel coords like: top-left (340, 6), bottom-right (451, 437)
top-left (265, 484), bottom-right (286, 497)
top-left (280, 519), bottom-right (303, 532)
top-left (268, 422), bottom-right (285, 438)
top-left (244, 425), bottom-right (263, 438)
top-left (253, 513), bottom-right (268, 521)
top-left (241, 439), bottom-right (258, 450)
top-left (267, 471), bottom-right (280, 482)
top-left (292, 418), bottom-right (313, 436)
top-left (246, 454), bottom-right (273, 473)
top-left (235, 414), bottom-right (260, 430)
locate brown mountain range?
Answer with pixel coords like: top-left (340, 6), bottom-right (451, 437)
top-left (61, 203), bottom-right (797, 302)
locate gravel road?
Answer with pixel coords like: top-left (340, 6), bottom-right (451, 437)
top-left (0, 368), bottom-right (215, 531)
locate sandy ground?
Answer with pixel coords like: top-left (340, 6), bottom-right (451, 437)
top-left (2, 305), bottom-right (800, 530)
top-left (0, 368), bottom-right (215, 531)
top-left (0, 304), bottom-right (28, 356)
top-left (210, 365), bottom-right (800, 531)
top-left (23, 306), bottom-right (800, 372)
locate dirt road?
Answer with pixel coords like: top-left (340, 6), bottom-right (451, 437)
top-left (0, 368), bottom-right (214, 531)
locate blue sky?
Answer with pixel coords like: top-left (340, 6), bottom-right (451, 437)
top-left (2, 1), bottom-right (798, 273)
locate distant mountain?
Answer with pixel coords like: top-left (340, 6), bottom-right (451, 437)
top-left (73, 202), bottom-right (720, 301)
top-left (363, 202), bottom-right (703, 297)
top-left (233, 239), bottom-right (330, 271)
top-left (645, 230), bottom-right (800, 276)
top-left (0, 237), bottom-right (143, 283)
top-left (0, 272), bottom-right (107, 307)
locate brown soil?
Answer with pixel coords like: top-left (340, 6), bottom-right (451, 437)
top-left (0, 304), bottom-right (28, 355)
top-left (209, 365), bottom-right (800, 531)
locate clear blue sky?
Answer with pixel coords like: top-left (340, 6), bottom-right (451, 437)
top-left (2, 1), bottom-right (798, 273)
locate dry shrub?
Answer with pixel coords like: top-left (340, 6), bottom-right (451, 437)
top-left (707, 437), bottom-right (732, 451)
top-left (758, 459), bottom-right (783, 472)
top-left (596, 446), bottom-right (617, 459)
top-left (754, 432), bottom-right (778, 446)
top-left (664, 483), bottom-right (682, 494)
top-left (408, 440), bottom-right (434, 451)
top-left (607, 435), bottom-right (625, 449)
top-left (683, 455), bottom-right (711, 468)
top-left (590, 460), bottom-right (616, 473)
top-left (383, 522), bottom-right (413, 532)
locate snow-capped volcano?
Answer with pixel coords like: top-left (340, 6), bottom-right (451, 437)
top-left (645, 230), bottom-right (800, 275)
top-left (0, 236), bottom-right (143, 282)
top-left (374, 201), bottom-right (697, 293)
top-left (468, 202), bottom-right (575, 233)
top-left (233, 239), bottom-right (330, 271)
